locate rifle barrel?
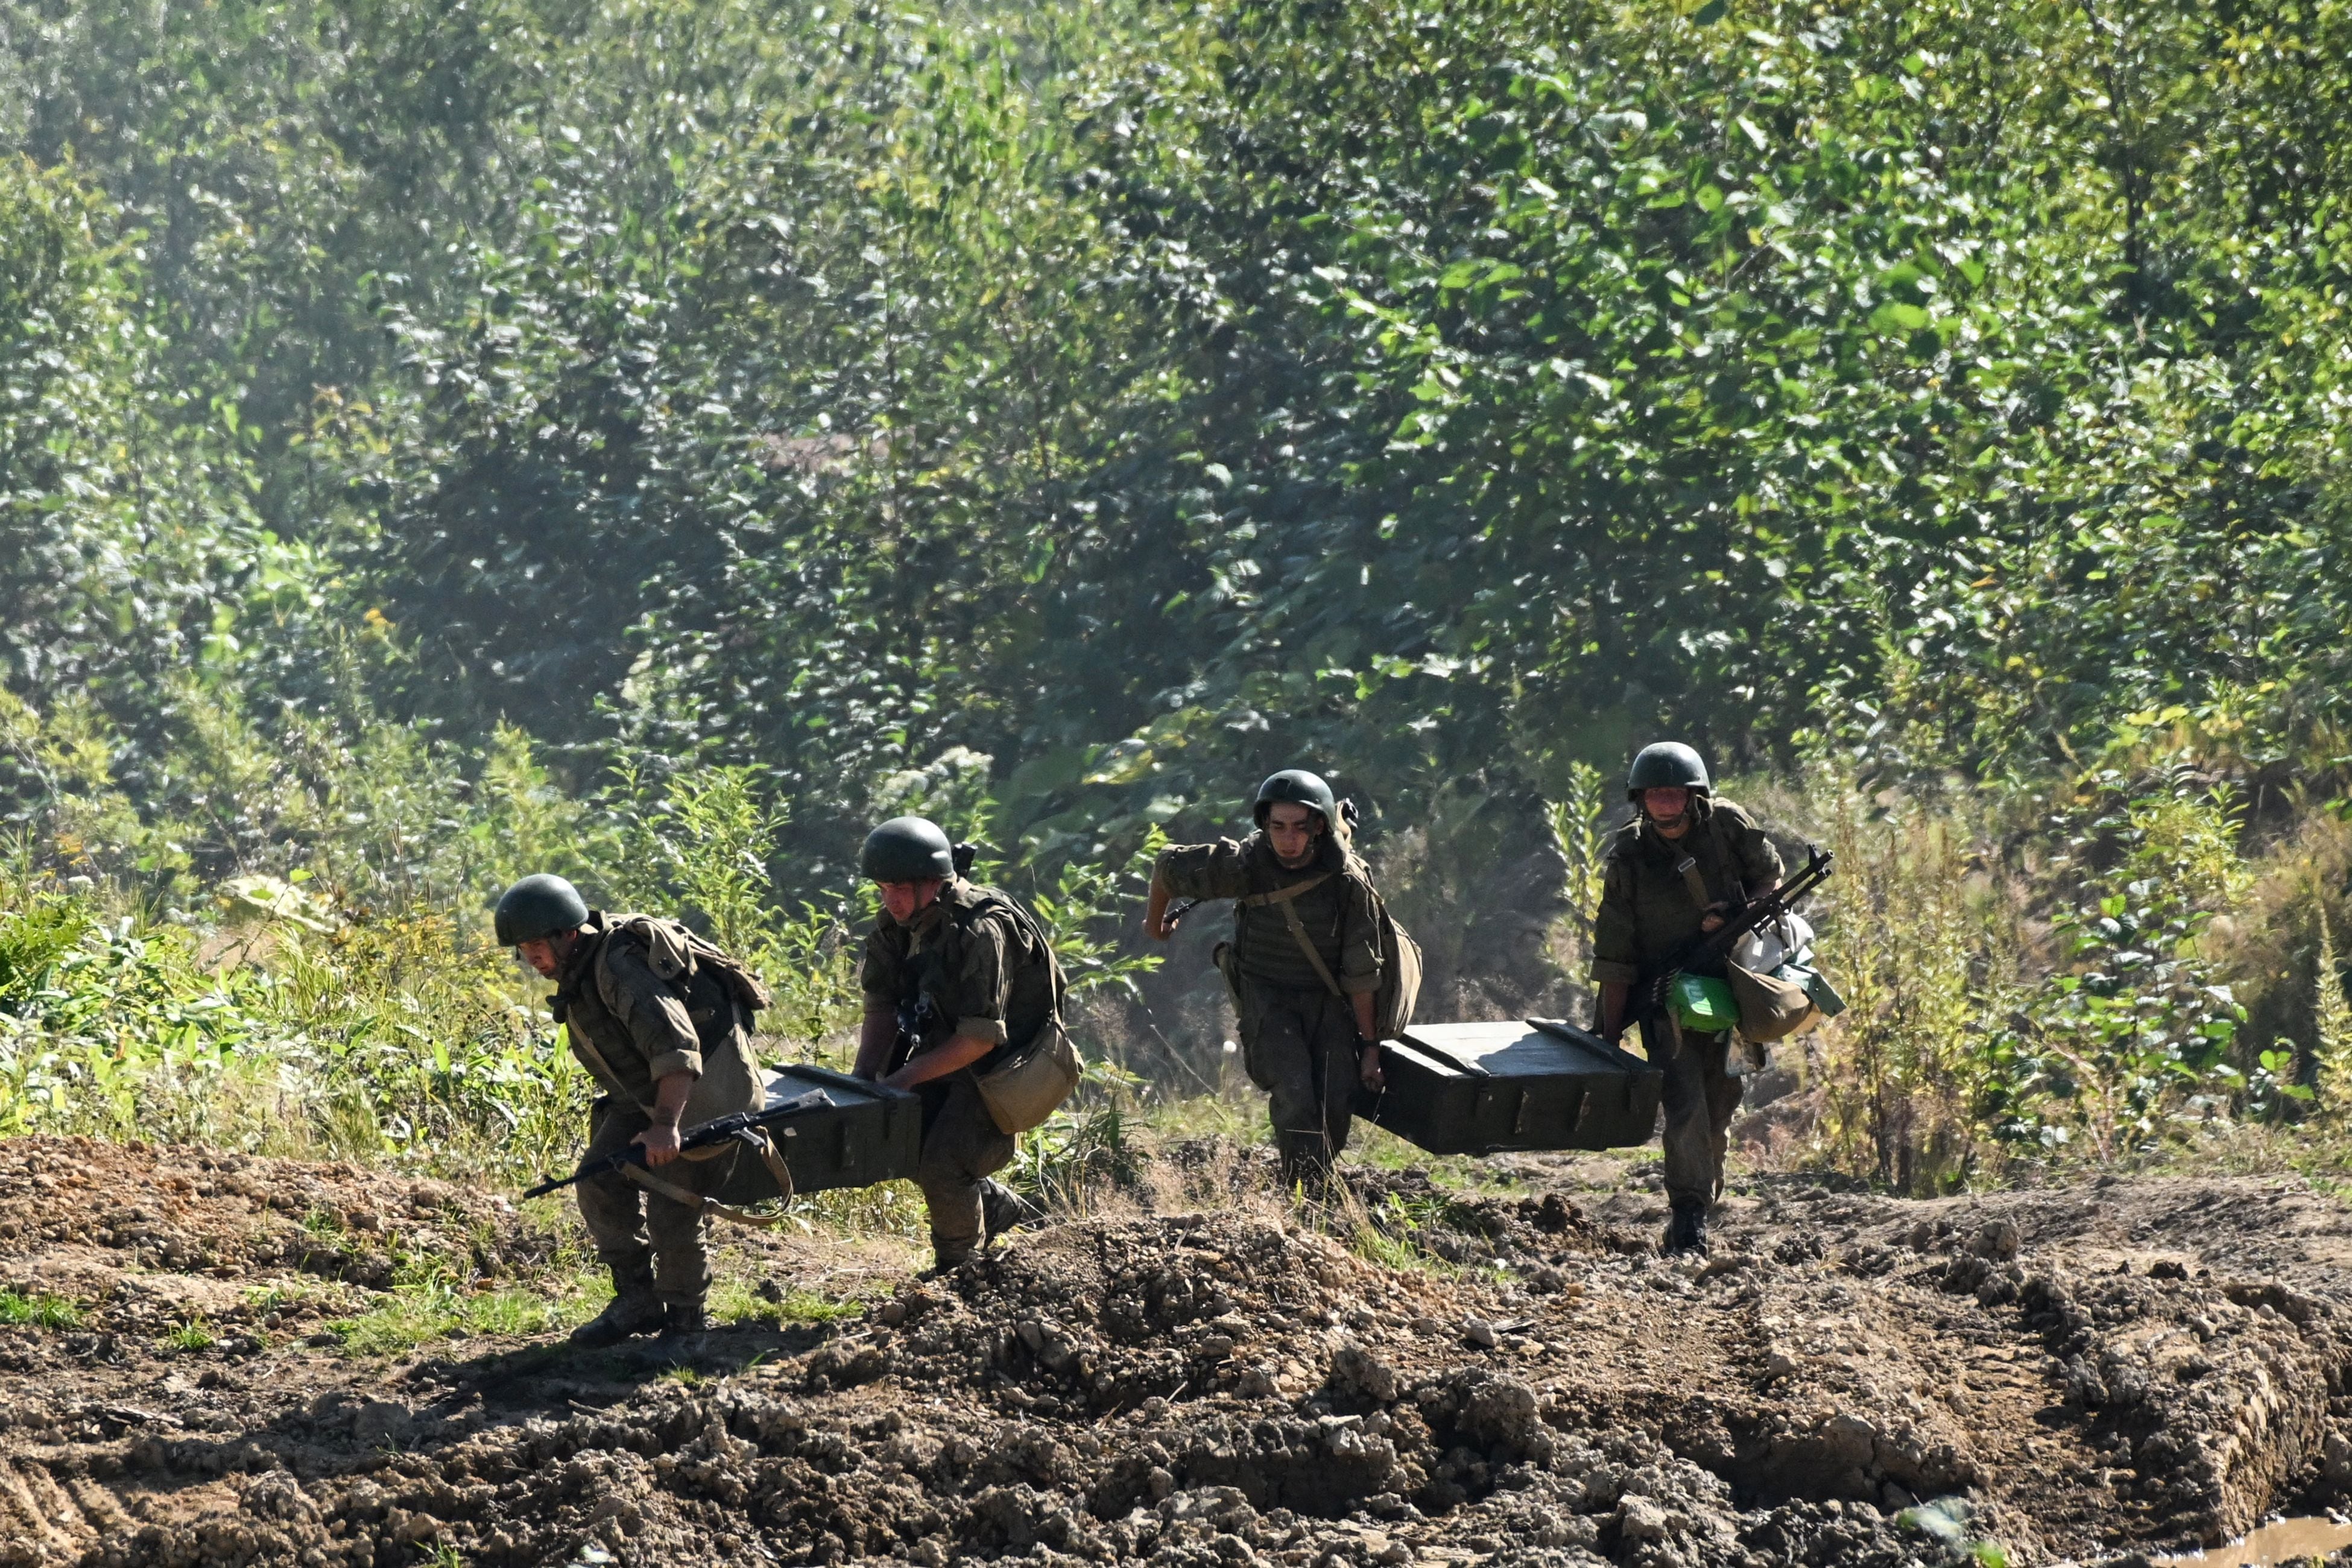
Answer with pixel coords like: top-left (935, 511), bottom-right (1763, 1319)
top-left (521, 1089), bottom-right (829, 1201)
top-left (1628, 846), bottom-right (1835, 1021)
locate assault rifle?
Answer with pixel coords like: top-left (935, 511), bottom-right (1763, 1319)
top-left (522, 1089), bottom-right (829, 1200)
top-left (1623, 844), bottom-right (1836, 1028)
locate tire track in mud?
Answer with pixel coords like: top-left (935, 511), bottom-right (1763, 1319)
top-left (0, 1456), bottom-right (135, 1565)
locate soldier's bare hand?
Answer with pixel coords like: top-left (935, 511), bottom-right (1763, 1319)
top-left (1145, 913), bottom-right (1174, 941)
top-left (1358, 1044), bottom-right (1385, 1092)
top-left (634, 1124), bottom-right (683, 1168)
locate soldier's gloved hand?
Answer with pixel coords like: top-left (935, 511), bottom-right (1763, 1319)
top-left (1357, 1040), bottom-right (1385, 1092)
top-left (633, 1123), bottom-right (684, 1168)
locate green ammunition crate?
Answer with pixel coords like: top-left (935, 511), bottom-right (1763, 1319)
top-left (1353, 1018), bottom-right (1664, 1156)
top-left (710, 1063), bottom-right (923, 1204)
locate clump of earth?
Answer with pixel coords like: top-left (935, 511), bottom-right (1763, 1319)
top-left (4, 1134), bottom-right (2352, 1567)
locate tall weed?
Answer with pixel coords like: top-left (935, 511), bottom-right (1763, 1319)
top-left (1979, 788), bottom-right (2249, 1162)
top-left (1803, 790), bottom-right (2014, 1192)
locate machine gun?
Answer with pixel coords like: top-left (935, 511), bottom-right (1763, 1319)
top-left (522, 1089), bottom-right (829, 1200)
top-left (1625, 845), bottom-right (1836, 1027)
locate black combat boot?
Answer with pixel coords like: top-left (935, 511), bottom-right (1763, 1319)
top-left (1663, 1198), bottom-right (1710, 1257)
top-left (979, 1178), bottom-right (1046, 1241)
top-left (659, 1301), bottom-right (709, 1338)
top-left (569, 1266), bottom-right (664, 1348)
top-left (923, 1241), bottom-right (977, 1279)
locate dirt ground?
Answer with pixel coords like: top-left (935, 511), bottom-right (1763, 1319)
top-left (5, 1134), bottom-right (2352, 1568)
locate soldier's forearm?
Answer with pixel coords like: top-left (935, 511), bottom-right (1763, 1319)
top-left (1143, 873), bottom-right (1172, 938)
top-left (1598, 982), bottom-right (1630, 1043)
top-left (885, 1032), bottom-right (994, 1089)
top-left (852, 1008), bottom-right (896, 1080)
top-left (1352, 991), bottom-right (1377, 1042)
top-left (650, 1070), bottom-right (695, 1130)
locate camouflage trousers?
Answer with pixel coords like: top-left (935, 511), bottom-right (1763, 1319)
top-left (575, 1098), bottom-right (739, 1309)
top-left (917, 1074), bottom-right (1016, 1266)
top-left (1642, 1021), bottom-right (1745, 1207)
top-left (1237, 975), bottom-right (1361, 1184)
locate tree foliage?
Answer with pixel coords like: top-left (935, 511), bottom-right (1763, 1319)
top-left (4, 0), bottom-right (2352, 952)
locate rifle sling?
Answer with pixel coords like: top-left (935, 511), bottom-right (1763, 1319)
top-left (1675, 855), bottom-right (1715, 916)
top-left (622, 1125), bottom-right (794, 1229)
top-left (564, 1028), bottom-right (659, 1119)
top-left (1238, 873), bottom-right (1344, 999)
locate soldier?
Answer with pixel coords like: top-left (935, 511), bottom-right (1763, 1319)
top-left (496, 873), bottom-right (767, 1346)
top-left (1590, 743), bottom-right (1782, 1256)
top-left (852, 816), bottom-right (1061, 1272)
top-left (1144, 770), bottom-right (1385, 1186)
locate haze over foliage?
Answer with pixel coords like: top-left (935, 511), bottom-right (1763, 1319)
top-left (4, 0), bottom-right (2352, 1186)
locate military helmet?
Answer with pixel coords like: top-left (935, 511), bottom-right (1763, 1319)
top-left (494, 873), bottom-right (590, 946)
top-left (1253, 768), bottom-right (1338, 829)
top-left (1626, 742), bottom-right (1711, 801)
top-left (861, 815), bottom-right (956, 882)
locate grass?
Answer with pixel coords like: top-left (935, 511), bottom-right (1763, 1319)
top-left (0, 1288), bottom-right (83, 1329)
top-left (1333, 1189), bottom-right (1506, 1277)
top-left (325, 1256), bottom-right (608, 1356)
top-left (162, 1317), bottom-right (216, 1351)
top-left (1347, 1120), bottom-right (1527, 1190)
top-left (709, 1277), bottom-right (869, 1327)
top-left (783, 1178), bottom-right (929, 1241)
top-left (244, 1278), bottom-right (355, 1315)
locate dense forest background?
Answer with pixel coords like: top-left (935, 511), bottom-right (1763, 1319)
top-left (4, 0), bottom-right (2352, 1190)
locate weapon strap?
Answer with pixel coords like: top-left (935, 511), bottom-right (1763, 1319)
top-left (622, 1125), bottom-right (794, 1229)
top-left (1675, 856), bottom-right (1715, 915)
top-left (566, 1028), bottom-right (657, 1118)
top-left (1238, 874), bottom-right (1344, 998)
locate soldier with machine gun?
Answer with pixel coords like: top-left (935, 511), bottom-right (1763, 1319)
top-left (1592, 744), bottom-right (1798, 1257)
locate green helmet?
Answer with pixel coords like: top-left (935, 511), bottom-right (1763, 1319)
top-left (1626, 742), bottom-right (1711, 801)
top-left (861, 815), bottom-right (956, 882)
top-left (1253, 768), bottom-right (1338, 829)
top-left (494, 873), bottom-right (590, 946)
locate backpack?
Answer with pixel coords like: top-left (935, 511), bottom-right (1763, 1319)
top-left (1226, 864), bottom-right (1423, 1040)
top-left (937, 887), bottom-right (1080, 1135)
top-left (608, 915), bottom-right (773, 1020)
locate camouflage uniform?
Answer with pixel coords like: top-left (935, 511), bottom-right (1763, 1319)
top-left (552, 912), bottom-right (763, 1313)
top-left (862, 879), bottom-right (1060, 1265)
top-left (1590, 799), bottom-right (1783, 1208)
top-left (1155, 831), bottom-right (1382, 1180)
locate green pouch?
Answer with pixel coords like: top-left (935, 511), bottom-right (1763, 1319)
top-left (1668, 972), bottom-right (1739, 1033)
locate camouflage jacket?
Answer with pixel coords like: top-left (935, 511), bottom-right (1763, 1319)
top-left (861, 878), bottom-right (1061, 1066)
top-left (551, 912), bottom-right (764, 1123)
top-left (1155, 830), bottom-right (1382, 996)
top-left (1589, 800), bottom-right (1784, 987)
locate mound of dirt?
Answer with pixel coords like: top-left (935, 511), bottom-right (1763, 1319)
top-left (5, 1136), bottom-right (2352, 1567)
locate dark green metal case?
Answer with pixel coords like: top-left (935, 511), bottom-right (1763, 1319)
top-left (1353, 1019), bottom-right (1664, 1156)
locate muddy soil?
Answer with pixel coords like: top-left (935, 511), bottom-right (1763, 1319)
top-left (5, 1135), bottom-right (2352, 1567)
